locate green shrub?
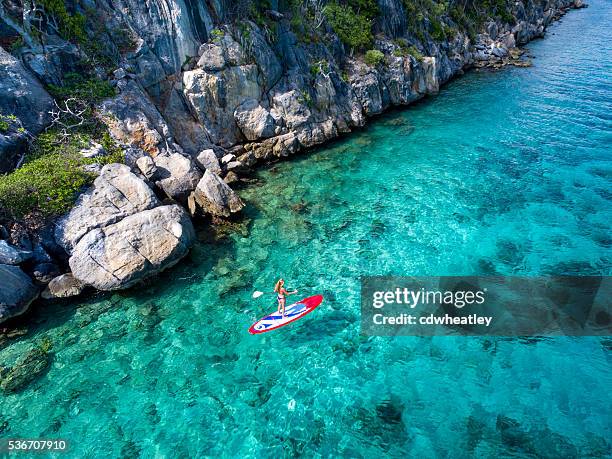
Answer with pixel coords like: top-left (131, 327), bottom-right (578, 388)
top-left (349, 0), bottom-right (380, 19)
top-left (310, 60), bottom-right (330, 76)
top-left (407, 45), bottom-right (424, 61)
top-left (392, 40), bottom-right (424, 61)
top-left (0, 152), bottom-right (94, 218)
top-left (38, 0), bottom-right (87, 43)
top-left (298, 90), bottom-right (313, 108)
top-left (9, 37), bottom-right (24, 53)
top-left (47, 73), bottom-right (116, 104)
top-left (211, 28), bottom-right (225, 42)
top-left (364, 49), bottom-right (385, 66)
top-left (0, 114), bottom-right (19, 133)
top-left (0, 129), bottom-right (124, 219)
top-left (324, 2), bottom-right (373, 51)
top-left (430, 17), bottom-right (447, 41)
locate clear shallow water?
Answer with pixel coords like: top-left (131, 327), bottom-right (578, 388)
top-left (2, 2), bottom-right (612, 457)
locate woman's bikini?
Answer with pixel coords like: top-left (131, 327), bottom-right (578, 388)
top-left (277, 287), bottom-right (286, 315)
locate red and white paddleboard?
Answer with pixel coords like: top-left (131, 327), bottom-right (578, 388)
top-left (248, 295), bottom-right (323, 334)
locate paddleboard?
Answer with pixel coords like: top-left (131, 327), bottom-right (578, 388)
top-left (248, 295), bottom-right (323, 334)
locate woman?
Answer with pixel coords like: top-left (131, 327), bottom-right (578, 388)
top-left (274, 279), bottom-right (297, 317)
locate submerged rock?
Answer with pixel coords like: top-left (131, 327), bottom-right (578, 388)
top-left (193, 170), bottom-right (245, 217)
top-left (0, 347), bottom-right (51, 393)
top-left (0, 264), bottom-right (39, 324)
top-left (69, 205), bottom-right (196, 290)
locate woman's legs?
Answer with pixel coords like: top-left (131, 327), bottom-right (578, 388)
top-left (279, 298), bottom-right (286, 316)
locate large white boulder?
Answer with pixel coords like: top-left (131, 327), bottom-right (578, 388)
top-left (69, 205), bottom-right (195, 290)
top-left (55, 163), bottom-right (159, 252)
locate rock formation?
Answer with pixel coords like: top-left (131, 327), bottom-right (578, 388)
top-left (0, 264), bottom-right (39, 323)
top-left (69, 205), bottom-right (195, 290)
top-left (0, 47), bottom-right (54, 172)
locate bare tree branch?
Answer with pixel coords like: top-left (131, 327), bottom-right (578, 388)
top-left (48, 98), bottom-right (90, 143)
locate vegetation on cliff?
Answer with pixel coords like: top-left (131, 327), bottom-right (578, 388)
top-left (0, 71), bottom-right (119, 220)
top-left (0, 130), bottom-right (122, 219)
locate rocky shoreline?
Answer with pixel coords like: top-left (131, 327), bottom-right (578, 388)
top-left (0, 0), bottom-right (587, 326)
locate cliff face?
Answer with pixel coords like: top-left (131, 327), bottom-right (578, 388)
top-left (0, 0), bottom-right (585, 322)
top-left (86, 0), bottom-right (580, 163)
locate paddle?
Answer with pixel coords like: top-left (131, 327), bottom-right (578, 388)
top-left (252, 289), bottom-right (298, 299)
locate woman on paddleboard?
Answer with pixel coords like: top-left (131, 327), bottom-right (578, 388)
top-left (274, 279), bottom-right (297, 317)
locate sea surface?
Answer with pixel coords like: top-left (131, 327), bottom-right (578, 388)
top-left (1, 2), bottom-right (611, 457)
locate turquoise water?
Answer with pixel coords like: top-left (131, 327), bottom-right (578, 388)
top-left (2, 2), bottom-right (612, 457)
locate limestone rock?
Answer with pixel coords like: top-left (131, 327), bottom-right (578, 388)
top-left (20, 43), bottom-right (81, 86)
top-left (242, 24), bottom-right (282, 89)
top-left (240, 132), bottom-right (300, 164)
top-left (501, 33), bottom-right (516, 49)
top-left (349, 69), bottom-right (385, 115)
top-left (80, 142), bottom-right (107, 158)
top-left (193, 170), bottom-right (245, 217)
top-left (234, 99), bottom-right (276, 141)
top-left (136, 155), bottom-right (157, 179)
top-left (42, 274), bottom-right (85, 299)
top-left (0, 118), bottom-right (29, 174)
top-left (69, 205), bottom-right (196, 290)
top-left (486, 21), bottom-right (499, 40)
top-left (195, 149), bottom-right (222, 174)
top-left (55, 163), bottom-right (159, 252)
top-left (491, 45), bottom-right (509, 58)
top-left (0, 47), bottom-right (53, 134)
top-left (113, 68), bottom-right (127, 80)
top-left (224, 171), bottom-right (240, 185)
top-left (0, 47), bottom-right (54, 172)
top-left (152, 153), bottom-right (202, 201)
top-left (197, 43), bottom-right (225, 71)
top-left (98, 80), bottom-right (175, 156)
top-left (0, 240), bottom-right (32, 265)
top-left (225, 161), bottom-right (245, 173)
top-left (270, 89), bottom-right (312, 130)
top-left (183, 65), bottom-right (261, 146)
top-left (0, 264), bottom-right (39, 324)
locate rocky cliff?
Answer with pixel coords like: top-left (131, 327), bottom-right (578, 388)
top-left (0, 0), bottom-right (585, 323)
